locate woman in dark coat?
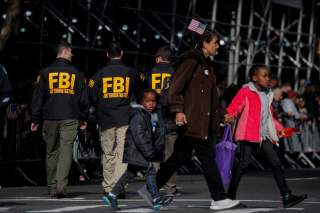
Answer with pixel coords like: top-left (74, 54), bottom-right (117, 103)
top-left (144, 30), bottom-right (240, 211)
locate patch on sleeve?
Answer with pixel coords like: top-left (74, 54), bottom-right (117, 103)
top-left (139, 73), bottom-right (145, 81)
top-left (88, 79), bottom-right (95, 88)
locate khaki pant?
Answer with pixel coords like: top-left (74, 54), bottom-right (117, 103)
top-left (153, 132), bottom-right (178, 194)
top-left (101, 126), bottom-right (128, 193)
top-left (42, 119), bottom-right (78, 193)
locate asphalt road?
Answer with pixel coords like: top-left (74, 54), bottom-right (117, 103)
top-left (0, 169), bottom-right (319, 213)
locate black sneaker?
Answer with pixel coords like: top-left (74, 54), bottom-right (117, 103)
top-left (102, 193), bottom-right (119, 210)
top-left (55, 192), bottom-right (68, 199)
top-left (283, 193), bottom-right (307, 208)
top-left (117, 193), bottom-right (126, 199)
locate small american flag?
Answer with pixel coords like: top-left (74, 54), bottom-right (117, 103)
top-left (6, 103), bottom-right (18, 120)
top-left (187, 19), bottom-right (207, 35)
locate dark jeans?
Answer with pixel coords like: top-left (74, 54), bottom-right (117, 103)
top-left (227, 140), bottom-right (291, 198)
top-left (112, 164), bottom-right (158, 198)
top-left (156, 134), bottom-right (227, 201)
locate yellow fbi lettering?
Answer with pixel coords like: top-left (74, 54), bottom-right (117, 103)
top-left (151, 73), bottom-right (171, 94)
top-left (102, 77), bottom-right (130, 98)
top-left (48, 72), bottom-right (76, 94)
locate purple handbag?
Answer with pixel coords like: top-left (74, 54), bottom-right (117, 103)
top-left (215, 124), bottom-right (237, 186)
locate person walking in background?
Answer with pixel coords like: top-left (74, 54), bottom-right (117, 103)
top-left (88, 42), bottom-right (140, 200)
top-left (146, 46), bottom-right (180, 197)
top-left (30, 41), bottom-right (89, 198)
top-left (225, 64), bottom-right (307, 208)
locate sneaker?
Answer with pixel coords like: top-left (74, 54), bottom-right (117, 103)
top-left (55, 192), bottom-right (68, 199)
top-left (117, 193), bottom-right (126, 199)
top-left (102, 193), bottom-right (119, 210)
top-left (166, 189), bottom-right (181, 197)
top-left (152, 196), bottom-right (173, 210)
top-left (137, 185), bottom-right (153, 207)
top-left (283, 193), bottom-right (307, 208)
top-left (210, 198), bottom-right (240, 210)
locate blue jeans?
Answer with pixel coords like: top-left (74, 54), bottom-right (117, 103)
top-left (112, 163), bottom-right (158, 198)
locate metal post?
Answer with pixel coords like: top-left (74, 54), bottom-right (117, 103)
top-left (233, 0), bottom-right (243, 84)
top-left (277, 13), bottom-right (286, 80)
top-left (227, 11), bottom-right (236, 86)
top-left (192, 0), bottom-right (196, 16)
top-left (245, 0), bottom-right (254, 82)
top-left (265, 4), bottom-right (272, 66)
top-left (170, 0), bottom-right (176, 49)
top-left (67, 0), bottom-right (73, 43)
top-left (84, 0), bottom-right (91, 73)
top-left (135, 0), bottom-right (142, 68)
top-left (210, 0), bottom-right (217, 30)
top-left (252, 0), bottom-right (271, 60)
top-left (39, 0), bottom-right (46, 68)
top-left (294, 7), bottom-right (303, 90)
top-left (307, 0), bottom-right (315, 81)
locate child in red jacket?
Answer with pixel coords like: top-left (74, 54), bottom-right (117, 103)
top-left (225, 64), bottom-right (306, 208)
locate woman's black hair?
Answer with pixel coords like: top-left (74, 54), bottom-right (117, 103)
top-left (249, 64), bottom-right (269, 81)
top-left (138, 88), bottom-right (158, 104)
top-left (196, 29), bottom-right (218, 49)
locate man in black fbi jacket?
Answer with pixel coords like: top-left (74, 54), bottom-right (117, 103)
top-left (145, 46), bottom-right (180, 196)
top-left (31, 41), bottom-right (89, 198)
top-left (88, 42), bottom-right (140, 198)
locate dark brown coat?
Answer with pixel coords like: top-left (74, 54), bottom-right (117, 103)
top-left (169, 49), bottom-right (220, 140)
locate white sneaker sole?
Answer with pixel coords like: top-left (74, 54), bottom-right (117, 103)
top-left (210, 200), bottom-right (240, 210)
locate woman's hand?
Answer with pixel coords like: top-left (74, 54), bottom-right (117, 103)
top-left (224, 114), bottom-right (235, 124)
top-left (176, 112), bottom-right (187, 126)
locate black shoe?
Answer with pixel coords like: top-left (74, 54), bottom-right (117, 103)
top-left (283, 193), bottom-right (307, 208)
top-left (117, 193), bottom-right (126, 199)
top-left (102, 193), bottom-right (119, 210)
top-left (55, 192), bottom-right (68, 199)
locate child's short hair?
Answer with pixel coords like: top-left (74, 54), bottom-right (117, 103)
top-left (249, 64), bottom-right (269, 81)
top-left (138, 88), bottom-right (158, 104)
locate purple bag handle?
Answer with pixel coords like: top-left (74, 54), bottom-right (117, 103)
top-left (221, 124), bottom-right (232, 143)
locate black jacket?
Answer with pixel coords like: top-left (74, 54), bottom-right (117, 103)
top-left (145, 63), bottom-right (177, 133)
top-left (0, 64), bottom-right (12, 110)
top-left (145, 63), bottom-right (175, 94)
top-left (31, 58), bottom-right (89, 122)
top-left (123, 103), bottom-right (166, 167)
top-left (89, 59), bottom-right (140, 130)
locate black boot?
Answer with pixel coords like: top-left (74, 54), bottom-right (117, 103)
top-left (282, 193), bottom-right (307, 208)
